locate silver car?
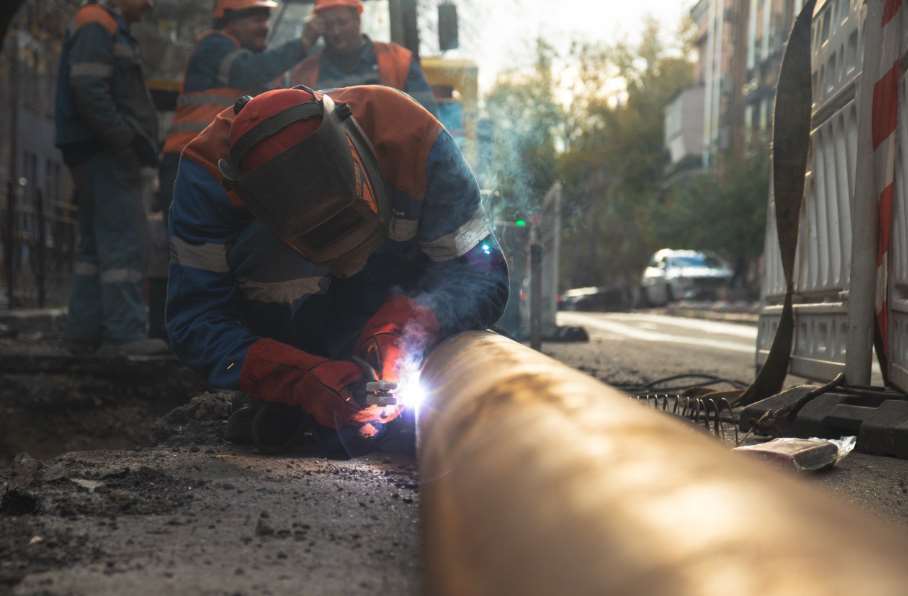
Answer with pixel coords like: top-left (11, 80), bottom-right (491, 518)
top-left (640, 249), bottom-right (733, 306)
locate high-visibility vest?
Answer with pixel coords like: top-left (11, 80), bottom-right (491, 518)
top-left (291, 41), bottom-right (412, 91)
top-left (162, 31), bottom-right (247, 156)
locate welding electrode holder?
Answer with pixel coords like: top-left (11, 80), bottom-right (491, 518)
top-left (352, 356), bottom-right (399, 406)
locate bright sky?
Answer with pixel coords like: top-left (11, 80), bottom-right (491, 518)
top-left (462, 0), bottom-right (694, 92)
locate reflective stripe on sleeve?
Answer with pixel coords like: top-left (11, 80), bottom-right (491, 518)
top-left (218, 49), bottom-right (247, 85)
top-left (101, 268), bottom-right (143, 283)
top-left (420, 210), bottom-right (490, 262)
top-left (237, 277), bottom-right (328, 305)
top-left (170, 237), bottom-right (229, 273)
top-left (70, 62), bottom-right (113, 78)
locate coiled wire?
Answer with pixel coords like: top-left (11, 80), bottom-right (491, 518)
top-left (616, 375), bottom-right (746, 445)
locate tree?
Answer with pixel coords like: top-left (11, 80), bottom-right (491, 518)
top-left (558, 20), bottom-right (694, 287)
top-left (655, 151), bottom-right (770, 290)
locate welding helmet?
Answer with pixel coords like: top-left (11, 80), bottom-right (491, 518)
top-left (219, 86), bottom-right (389, 277)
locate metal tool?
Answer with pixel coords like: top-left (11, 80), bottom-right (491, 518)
top-left (352, 356), bottom-right (399, 407)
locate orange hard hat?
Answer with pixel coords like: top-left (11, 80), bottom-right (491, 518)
top-left (313, 0), bottom-right (364, 14)
top-left (213, 0), bottom-right (278, 19)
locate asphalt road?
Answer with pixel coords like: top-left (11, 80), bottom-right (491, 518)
top-left (545, 311), bottom-right (908, 526)
top-left (552, 311), bottom-right (762, 389)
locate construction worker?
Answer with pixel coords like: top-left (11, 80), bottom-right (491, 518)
top-left (54, 0), bottom-right (167, 356)
top-left (152, 0), bottom-right (319, 339)
top-left (289, 0), bottom-right (438, 113)
top-left (166, 85), bottom-right (508, 454)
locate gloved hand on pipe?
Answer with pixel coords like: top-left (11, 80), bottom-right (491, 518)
top-left (355, 295), bottom-right (440, 383)
top-left (240, 338), bottom-right (402, 448)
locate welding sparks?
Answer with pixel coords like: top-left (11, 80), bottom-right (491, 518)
top-left (396, 371), bottom-right (427, 410)
top-left (395, 356), bottom-right (428, 411)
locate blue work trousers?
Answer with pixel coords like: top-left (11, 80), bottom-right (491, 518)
top-left (65, 151), bottom-right (148, 344)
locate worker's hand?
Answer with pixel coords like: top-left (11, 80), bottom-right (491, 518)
top-left (302, 14), bottom-right (324, 50)
top-left (240, 338), bottom-right (363, 430)
top-left (325, 402), bottom-right (404, 458)
top-left (355, 295), bottom-right (440, 383)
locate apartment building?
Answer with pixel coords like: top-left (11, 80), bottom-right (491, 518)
top-left (666, 0), bottom-right (810, 174)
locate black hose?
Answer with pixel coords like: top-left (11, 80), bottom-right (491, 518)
top-left (615, 373), bottom-right (748, 394)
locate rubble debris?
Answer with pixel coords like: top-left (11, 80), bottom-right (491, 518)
top-left (154, 391), bottom-right (236, 447)
top-left (735, 437), bottom-right (857, 472)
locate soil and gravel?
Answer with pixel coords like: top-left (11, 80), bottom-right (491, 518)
top-left (4, 310), bottom-right (908, 594)
top-left (1, 390), bottom-right (421, 596)
top-left (1, 328), bottom-right (419, 596)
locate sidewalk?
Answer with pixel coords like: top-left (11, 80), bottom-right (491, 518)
top-left (660, 300), bottom-right (760, 325)
top-left (0, 307), bottom-right (68, 338)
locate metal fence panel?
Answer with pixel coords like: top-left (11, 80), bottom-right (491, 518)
top-left (889, 62), bottom-right (908, 391)
top-left (758, 0), bottom-right (862, 381)
top-left (795, 101), bottom-right (856, 295)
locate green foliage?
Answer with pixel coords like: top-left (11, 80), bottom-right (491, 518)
top-left (558, 20), bottom-right (694, 286)
top-left (656, 152), bottom-right (770, 264)
top-left (481, 18), bottom-right (771, 292)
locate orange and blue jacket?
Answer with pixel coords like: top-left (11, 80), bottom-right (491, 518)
top-left (55, 1), bottom-right (158, 166)
top-left (166, 85), bottom-right (507, 388)
top-left (162, 31), bottom-right (306, 157)
top-left (290, 37), bottom-right (438, 115)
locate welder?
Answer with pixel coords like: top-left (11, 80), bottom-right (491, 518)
top-left (151, 0), bottom-right (319, 339)
top-left (289, 0), bottom-right (438, 114)
top-left (166, 85), bottom-right (508, 455)
top-left (55, 0), bottom-right (167, 356)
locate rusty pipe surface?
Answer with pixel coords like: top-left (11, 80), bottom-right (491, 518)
top-left (418, 331), bottom-right (908, 596)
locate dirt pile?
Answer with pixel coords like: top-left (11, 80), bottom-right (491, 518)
top-left (153, 391), bottom-right (236, 447)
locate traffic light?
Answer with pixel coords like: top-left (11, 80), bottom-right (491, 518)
top-left (515, 218), bottom-right (527, 228)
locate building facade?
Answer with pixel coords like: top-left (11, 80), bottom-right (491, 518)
top-left (666, 0), bottom-right (808, 174)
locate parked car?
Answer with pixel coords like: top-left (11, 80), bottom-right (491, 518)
top-left (559, 286), bottom-right (630, 312)
top-left (640, 249), bottom-right (733, 306)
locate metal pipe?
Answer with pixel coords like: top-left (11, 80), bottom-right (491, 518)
top-left (6, 21), bottom-right (20, 310)
top-left (36, 188), bottom-right (46, 307)
top-left (5, 180), bottom-right (14, 309)
top-left (529, 242), bottom-right (542, 350)
top-left (418, 331), bottom-right (908, 596)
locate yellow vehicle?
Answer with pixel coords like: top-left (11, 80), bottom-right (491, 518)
top-left (420, 57), bottom-right (478, 167)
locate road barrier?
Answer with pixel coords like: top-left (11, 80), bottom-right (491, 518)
top-left (419, 331), bottom-right (908, 596)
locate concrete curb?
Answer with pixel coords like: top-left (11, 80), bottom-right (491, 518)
top-left (661, 306), bottom-right (759, 325)
top-left (0, 307), bottom-right (68, 335)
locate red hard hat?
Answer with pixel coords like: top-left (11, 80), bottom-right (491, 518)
top-left (313, 0), bottom-right (365, 14)
top-left (213, 0), bottom-right (278, 19)
top-left (229, 87), bottom-right (323, 172)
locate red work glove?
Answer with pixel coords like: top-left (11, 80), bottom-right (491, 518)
top-left (354, 295), bottom-right (440, 383)
top-left (240, 339), bottom-right (403, 443)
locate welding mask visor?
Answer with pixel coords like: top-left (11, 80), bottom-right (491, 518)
top-left (219, 94), bottom-right (388, 274)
